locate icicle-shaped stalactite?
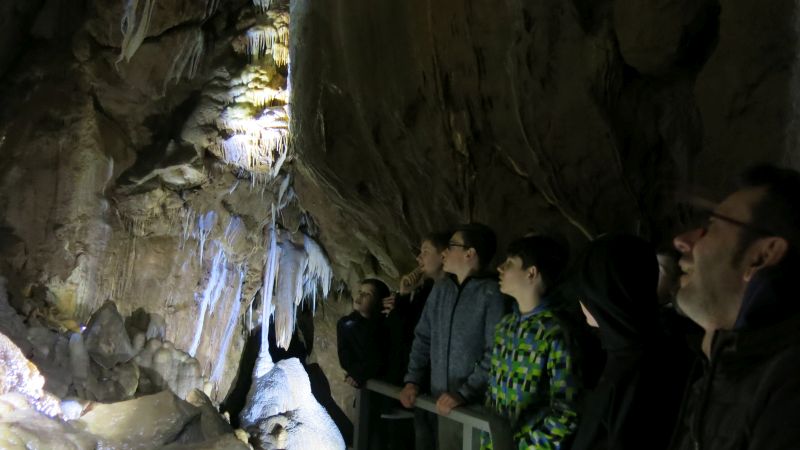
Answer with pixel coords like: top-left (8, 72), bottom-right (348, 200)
top-left (195, 211), bottom-right (217, 262)
top-left (245, 26), bottom-right (289, 66)
top-left (180, 208), bottom-right (196, 249)
top-left (224, 216), bottom-right (246, 249)
top-left (188, 244), bottom-right (229, 356)
top-left (242, 86), bottom-right (287, 108)
top-left (211, 265), bottom-right (245, 383)
top-left (272, 240), bottom-right (307, 349)
top-left (246, 25), bottom-right (279, 60)
top-left (118, 0), bottom-right (156, 63)
top-left (260, 209), bottom-right (279, 357)
top-left (302, 235), bottom-right (333, 314)
top-left (253, 0), bottom-right (272, 13)
top-left (164, 30), bottom-right (205, 92)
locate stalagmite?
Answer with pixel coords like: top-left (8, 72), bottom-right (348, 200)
top-left (240, 357), bottom-right (344, 450)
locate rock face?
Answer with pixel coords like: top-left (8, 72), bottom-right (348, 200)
top-left (0, 322), bottom-right (251, 450)
top-left (74, 391), bottom-right (200, 449)
top-left (83, 301), bottom-right (136, 369)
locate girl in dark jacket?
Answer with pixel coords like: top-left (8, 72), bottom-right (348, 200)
top-left (570, 234), bottom-right (693, 450)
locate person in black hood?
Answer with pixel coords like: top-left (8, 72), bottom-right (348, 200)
top-left (570, 234), bottom-right (693, 450)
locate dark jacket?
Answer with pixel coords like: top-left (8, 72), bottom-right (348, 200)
top-left (670, 265), bottom-right (800, 450)
top-left (337, 311), bottom-right (384, 386)
top-left (385, 279), bottom-right (434, 385)
top-left (404, 274), bottom-right (507, 400)
top-left (571, 234), bottom-right (693, 450)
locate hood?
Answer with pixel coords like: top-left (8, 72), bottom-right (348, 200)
top-left (576, 234), bottom-right (661, 351)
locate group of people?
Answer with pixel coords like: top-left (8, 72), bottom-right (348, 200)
top-left (337, 164), bottom-right (800, 450)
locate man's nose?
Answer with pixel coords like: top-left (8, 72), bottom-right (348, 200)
top-left (674, 228), bottom-right (704, 253)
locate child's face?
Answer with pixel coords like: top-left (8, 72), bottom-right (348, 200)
top-left (416, 240), bottom-right (444, 277)
top-left (497, 255), bottom-right (528, 298)
top-left (353, 283), bottom-right (378, 317)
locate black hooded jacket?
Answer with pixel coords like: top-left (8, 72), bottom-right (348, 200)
top-left (670, 262), bottom-right (800, 450)
top-left (570, 234), bottom-right (694, 450)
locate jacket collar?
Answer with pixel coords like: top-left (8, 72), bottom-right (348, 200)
top-left (711, 311), bottom-right (800, 363)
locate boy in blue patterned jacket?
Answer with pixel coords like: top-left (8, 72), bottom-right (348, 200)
top-left (482, 236), bottom-right (580, 450)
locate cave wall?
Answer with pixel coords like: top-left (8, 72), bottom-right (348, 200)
top-left (291, 0), bottom-right (800, 285)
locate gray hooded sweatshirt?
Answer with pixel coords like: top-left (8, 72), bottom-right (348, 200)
top-left (404, 274), bottom-right (506, 402)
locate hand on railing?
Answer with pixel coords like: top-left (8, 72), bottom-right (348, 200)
top-left (399, 383), bottom-right (419, 408)
top-left (345, 375), bottom-right (360, 388)
top-left (435, 392), bottom-right (466, 415)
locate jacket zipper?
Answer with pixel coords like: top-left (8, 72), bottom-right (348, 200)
top-left (691, 333), bottom-right (720, 450)
top-left (445, 280), bottom-right (467, 390)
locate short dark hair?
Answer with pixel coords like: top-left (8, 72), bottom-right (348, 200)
top-left (422, 231), bottom-right (452, 252)
top-left (360, 278), bottom-right (390, 315)
top-left (453, 223), bottom-right (497, 269)
top-left (506, 235), bottom-right (569, 293)
top-left (361, 278), bottom-right (390, 302)
top-left (735, 164), bottom-right (800, 267)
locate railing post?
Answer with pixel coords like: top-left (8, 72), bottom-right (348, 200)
top-left (353, 388), bottom-right (371, 450)
top-left (462, 424), bottom-right (473, 450)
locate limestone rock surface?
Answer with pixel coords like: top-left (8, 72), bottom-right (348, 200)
top-left (73, 390), bottom-right (199, 449)
top-left (84, 301), bottom-right (136, 369)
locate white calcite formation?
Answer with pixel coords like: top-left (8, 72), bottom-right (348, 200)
top-left (240, 356), bottom-right (344, 450)
top-left (0, 332), bottom-right (61, 418)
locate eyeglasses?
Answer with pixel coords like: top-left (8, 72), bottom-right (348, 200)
top-left (447, 241), bottom-right (469, 250)
top-left (700, 209), bottom-right (774, 237)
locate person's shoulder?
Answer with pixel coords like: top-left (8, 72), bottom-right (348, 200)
top-left (338, 312), bottom-right (360, 328)
top-left (471, 275), bottom-right (501, 294)
top-left (530, 309), bottom-right (568, 339)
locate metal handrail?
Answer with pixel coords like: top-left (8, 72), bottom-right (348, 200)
top-left (354, 380), bottom-right (513, 450)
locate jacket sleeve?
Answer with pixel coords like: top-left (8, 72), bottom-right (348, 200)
top-left (516, 335), bottom-right (579, 449)
top-left (403, 285), bottom-right (437, 386)
top-left (457, 286), bottom-right (506, 402)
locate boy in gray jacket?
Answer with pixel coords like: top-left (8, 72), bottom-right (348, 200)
top-left (399, 223), bottom-right (507, 450)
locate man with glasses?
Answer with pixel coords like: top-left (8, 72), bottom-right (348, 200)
top-left (399, 223), bottom-right (506, 450)
top-left (670, 164), bottom-right (800, 449)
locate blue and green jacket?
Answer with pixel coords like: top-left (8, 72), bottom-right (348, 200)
top-left (480, 301), bottom-right (580, 450)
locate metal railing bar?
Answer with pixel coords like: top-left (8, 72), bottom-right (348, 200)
top-left (362, 380), bottom-right (514, 450)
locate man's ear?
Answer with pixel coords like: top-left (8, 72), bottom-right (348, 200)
top-left (743, 237), bottom-right (789, 282)
top-left (527, 265), bottom-right (539, 281)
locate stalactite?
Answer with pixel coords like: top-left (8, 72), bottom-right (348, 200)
top-left (246, 25), bottom-right (279, 60)
top-left (164, 30), bottom-right (205, 92)
top-left (211, 266), bottom-right (245, 383)
top-left (272, 240), bottom-right (306, 349)
top-left (118, 0), bottom-right (156, 64)
top-left (196, 211), bottom-right (217, 262)
top-left (180, 208), bottom-right (196, 249)
top-left (260, 207), bottom-right (279, 356)
top-left (302, 235), bottom-right (332, 313)
top-left (188, 244), bottom-right (229, 356)
top-left (252, 0), bottom-right (272, 13)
